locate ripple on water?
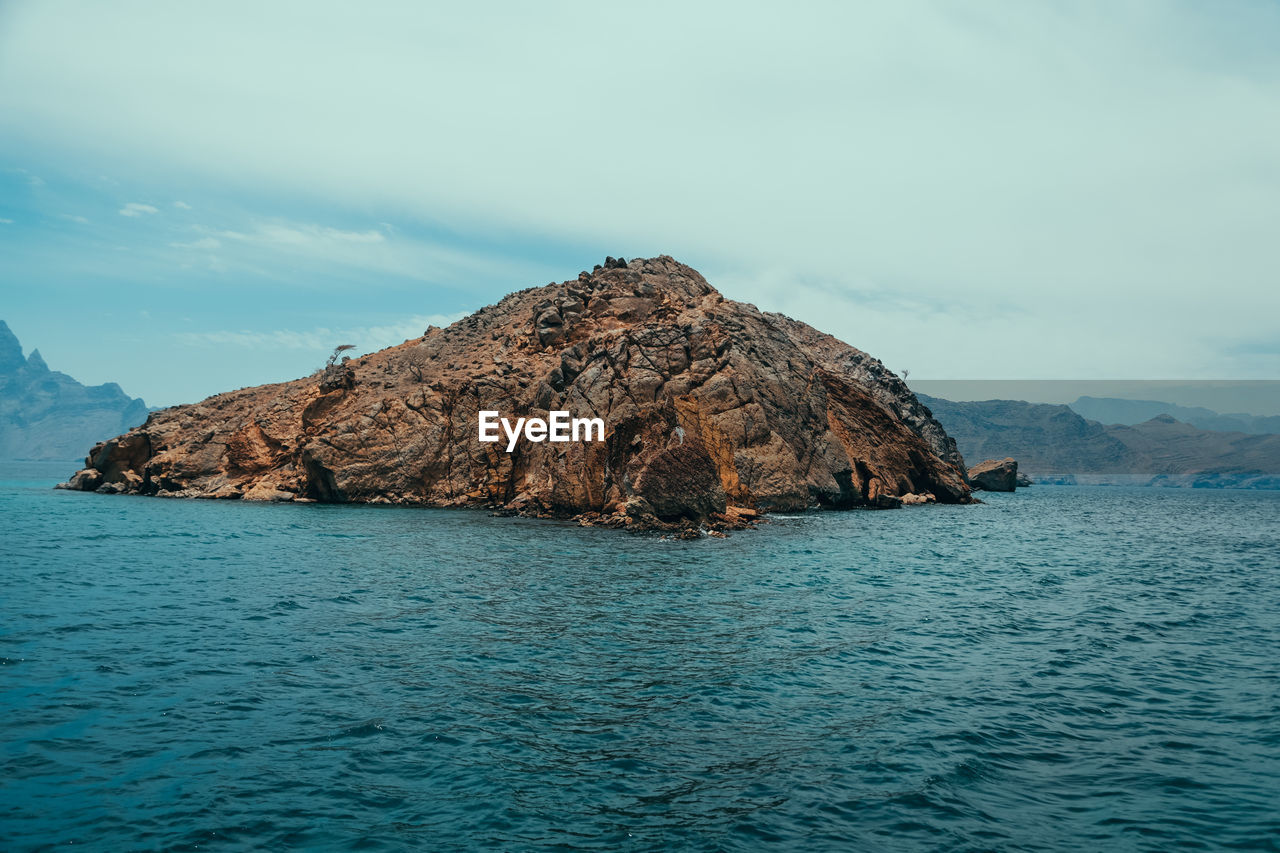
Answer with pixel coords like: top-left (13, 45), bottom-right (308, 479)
top-left (1, 482), bottom-right (1279, 850)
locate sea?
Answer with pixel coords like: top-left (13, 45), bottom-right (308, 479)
top-left (1, 461), bottom-right (1277, 851)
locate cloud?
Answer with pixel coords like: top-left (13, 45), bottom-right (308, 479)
top-left (60, 213), bottom-right (90, 224)
top-left (0, 218), bottom-right (12, 224)
top-left (119, 202), bottom-right (158, 217)
top-left (220, 223), bottom-right (385, 247)
top-left (169, 236), bottom-right (221, 250)
top-left (173, 312), bottom-right (466, 354)
top-left (173, 200), bottom-right (192, 210)
top-left (2, 2), bottom-right (1278, 377)
top-left (180, 218), bottom-right (527, 286)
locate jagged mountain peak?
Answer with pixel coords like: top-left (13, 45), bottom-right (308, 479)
top-left (1, 321), bottom-right (149, 461)
top-left (0, 320), bottom-right (25, 372)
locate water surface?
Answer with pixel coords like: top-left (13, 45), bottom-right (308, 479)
top-left (2, 464), bottom-right (1278, 850)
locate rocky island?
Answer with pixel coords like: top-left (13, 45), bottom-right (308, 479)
top-left (60, 257), bottom-right (972, 532)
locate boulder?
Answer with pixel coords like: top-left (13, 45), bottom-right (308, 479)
top-left (56, 468), bottom-right (102, 492)
top-left (318, 363), bottom-right (356, 393)
top-left (969, 457), bottom-right (1019, 492)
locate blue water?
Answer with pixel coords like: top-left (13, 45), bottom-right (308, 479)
top-left (2, 463), bottom-right (1278, 851)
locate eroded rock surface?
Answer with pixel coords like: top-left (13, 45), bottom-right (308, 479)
top-left (60, 257), bottom-right (971, 531)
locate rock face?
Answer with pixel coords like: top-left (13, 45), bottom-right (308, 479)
top-left (968, 457), bottom-right (1018, 492)
top-left (60, 257), bottom-right (971, 529)
top-left (1, 320), bottom-right (150, 460)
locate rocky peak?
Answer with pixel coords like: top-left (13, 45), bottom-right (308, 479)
top-left (526, 255), bottom-right (720, 349)
top-left (26, 349), bottom-right (48, 372)
top-left (0, 320), bottom-right (25, 372)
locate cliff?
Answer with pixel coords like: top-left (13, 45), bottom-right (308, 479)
top-left (1, 321), bottom-right (150, 461)
top-left (919, 395), bottom-right (1280, 489)
top-left (60, 257), bottom-right (971, 531)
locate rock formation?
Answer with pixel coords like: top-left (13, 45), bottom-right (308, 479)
top-left (1, 320), bottom-right (150, 460)
top-left (968, 457), bottom-right (1019, 492)
top-left (60, 257), bottom-right (971, 531)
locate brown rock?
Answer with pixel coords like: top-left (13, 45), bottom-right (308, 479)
top-left (57, 256), bottom-right (972, 530)
top-left (969, 457), bottom-right (1019, 492)
top-left (318, 363), bottom-right (355, 393)
top-left (242, 481), bottom-right (296, 502)
top-left (56, 468), bottom-right (102, 491)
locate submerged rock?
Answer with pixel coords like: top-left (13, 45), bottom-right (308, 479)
top-left (60, 256), bottom-right (972, 531)
top-left (969, 457), bottom-right (1019, 492)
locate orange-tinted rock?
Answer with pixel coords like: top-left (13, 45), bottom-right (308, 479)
top-left (59, 257), bottom-right (971, 529)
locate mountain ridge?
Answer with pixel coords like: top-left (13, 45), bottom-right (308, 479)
top-left (1068, 395), bottom-right (1280, 435)
top-left (919, 394), bottom-right (1280, 489)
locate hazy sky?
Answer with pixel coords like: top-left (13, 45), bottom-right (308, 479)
top-left (2, 1), bottom-right (1279, 406)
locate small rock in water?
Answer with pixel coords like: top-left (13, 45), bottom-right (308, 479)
top-left (969, 458), bottom-right (1019, 492)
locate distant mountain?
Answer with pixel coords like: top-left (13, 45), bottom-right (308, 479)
top-left (0, 320), bottom-right (149, 461)
top-left (1106, 415), bottom-right (1280, 485)
top-left (917, 396), bottom-right (1139, 474)
top-left (1069, 396), bottom-right (1280, 435)
top-left (918, 394), bottom-right (1280, 489)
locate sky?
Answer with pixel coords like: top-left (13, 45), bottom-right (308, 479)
top-left (2, 1), bottom-right (1279, 407)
